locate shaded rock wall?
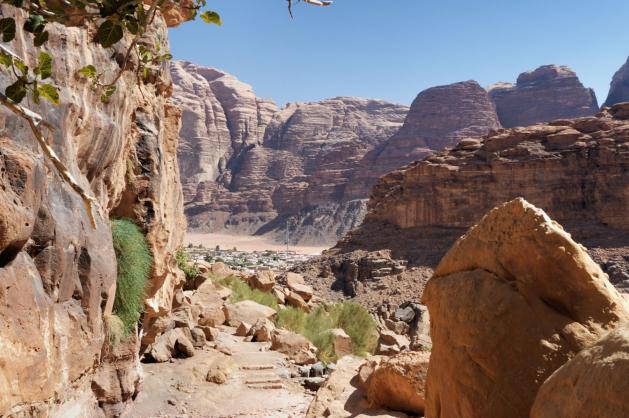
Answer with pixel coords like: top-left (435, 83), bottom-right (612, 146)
top-left (326, 105), bottom-right (629, 293)
top-left (173, 62), bottom-right (408, 245)
top-left (604, 56), bottom-right (629, 106)
top-left (0, 6), bottom-right (185, 416)
top-left (489, 65), bottom-right (598, 128)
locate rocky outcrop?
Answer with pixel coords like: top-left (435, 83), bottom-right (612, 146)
top-left (327, 104), bottom-right (629, 287)
top-left (366, 80), bottom-right (501, 175)
top-left (531, 321), bottom-right (629, 418)
top-left (173, 62), bottom-right (409, 245)
top-left (422, 198), bottom-right (629, 418)
top-left (604, 56), bottom-right (629, 106)
top-left (489, 65), bottom-right (598, 128)
top-left (0, 5), bottom-right (185, 416)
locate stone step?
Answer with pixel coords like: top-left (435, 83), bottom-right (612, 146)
top-left (245, 377), bottom-right (282, 385)
top-left (246, 383), bottom-right (285, 390)
top-left (241, 364), bottom-right (276, 371)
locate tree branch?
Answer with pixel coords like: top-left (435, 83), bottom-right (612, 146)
top-left (0, 92), bottom-right (100, 228)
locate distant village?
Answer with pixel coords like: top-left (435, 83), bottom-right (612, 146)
top-left (185, 243), bottom-right (316, 274)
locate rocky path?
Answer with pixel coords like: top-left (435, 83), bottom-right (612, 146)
top-left (127, 327), bottom-right (313, 418)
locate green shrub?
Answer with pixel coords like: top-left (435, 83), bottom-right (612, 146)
top-left (329, 302), bottom-right (378, 356)
top-left (111, 219), bottom-right (152, 336)
top-left (274, 302), bottom-right (377, 362)
top-left (217, 275), bottom-right (278, 311)
top-left (276, 306), bottom-right (306, 333)
top-left (176, 247), bottom-right (199, 280)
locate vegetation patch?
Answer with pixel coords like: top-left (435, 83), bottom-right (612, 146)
top-left (111, 219), bottom-right (152, 337)
top-left (176, 247), bottom-right (199, 280)
top-left (275, 302), bottom-right (378, 363)
top-left (217, 275), bottom-right (279, 311)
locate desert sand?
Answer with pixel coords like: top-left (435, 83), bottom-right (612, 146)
top-left (185, 233), bottom-right (330, 255)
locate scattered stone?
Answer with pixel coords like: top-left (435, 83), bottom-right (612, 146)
top-left (270, 329), bottom-right (317, 365)
top-left (287, 282), bottom-right (314, 302)
top-left (251, 270), bottom-right (276, 292)
top-left (206, 356), bottom-right (236, 384)
top-left (303, 377), bottom-right (326, 391)
top-left (235, 322), bottom-right (252, 337)
top-left (286, 291), bottom-right (310, 312)
top-left (330, 329), bottom-right (352, 359)
top-left (223, 300), bottom-right (277, 327)
top-left (249, 318), bottom-right (276, 342)
top-left (190, 328), bottom-right (207, 348)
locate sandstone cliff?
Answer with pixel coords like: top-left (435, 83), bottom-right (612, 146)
top-left (303, 104), bottom-right (629, 304)
top-left (604, 56), bottom-right (629, 106)
top-left (0, 6), bottom-right (185, 417)
top-left (173, 62), bottom-right (408, 245)
top-left (489, 65), bottom-right (599, 128)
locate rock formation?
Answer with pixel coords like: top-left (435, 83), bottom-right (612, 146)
top-left (368, 80), bottom-right (501, 171)
top-left (423, 198), bottom-right (629, 418)
top-left (0, 5), bottom-right (185, 416)
top-left (531, 321), bottom-right (629, 418)
top-left (324, 104), bottom-right (629, 290)
top-left (489, 65), bottom-right (598, 128)
top-left (604, 56), bottom-right (629, 106)
top-left (173, 62), bottom-right (409, 244)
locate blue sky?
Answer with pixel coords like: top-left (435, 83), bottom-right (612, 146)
top-left (169, 0), bottom-right (629, 107)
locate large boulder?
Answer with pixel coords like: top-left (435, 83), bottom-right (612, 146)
top-left (531, 322), bottom-right (629, 418)
top-left (366, 352), bottom-right (429, 415)
top-left (223, 300), bottom-right (276, 327)
top-left (190, 282), bottom-right (228, 327)
top-left (422, 198), bottom-right (629, 418)
top-left (270, 329), bottom-right (317, 365)
top-left (144, 328), bottom-right (196, 363)
top-left (250, 270), bottom-right (276, 292)
top-left (330, 328), bottom-right (353, 359)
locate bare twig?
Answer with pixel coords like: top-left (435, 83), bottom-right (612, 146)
top-left (287, 0), bottom-right (333, 18)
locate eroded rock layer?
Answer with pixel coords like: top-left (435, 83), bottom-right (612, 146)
top-left (0, 6), bottom-right (185, 417)
top-left (489, 65), bottom-right (598, 128)
top-left (307, 104), bottom-right (629, 301)
top-left (173, 62), bottom-right (409, 245)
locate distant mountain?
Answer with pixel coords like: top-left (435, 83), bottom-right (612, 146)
top-left (488, 65), bottom-right (598, 128)
top-left (172, 61), bottom-right (408, 245)
top-left (605, 56), bottom-right (629, 107)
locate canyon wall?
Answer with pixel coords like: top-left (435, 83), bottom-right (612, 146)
top-left (489, 65), bottom-right (598, 128)
top-left (177, 63), bottom-right (603, 245)
top-left (0, 6), bottom-right (185, 417)
top-left (320, 104), bottom-right (629, 296)
top-left (173, 62), bottom-right (408, 245)
top-left (605, 56), bottom-right (629, 106)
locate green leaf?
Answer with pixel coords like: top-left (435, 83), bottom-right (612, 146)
top-left (0, 18), bottom-right (16, 42)
top-left (37, 52), bottom-right (52, 79)
top-left (34, 30), bottom-right (48, 47)
top-left (6, 80), bottom-right (27, 103)
top-left (0, 52), bottom-right (12, 68)
top-left (24, 14), bottom-right (45, 33)
top-left (95, 20), bottom-right (124, 48)
top-left (14, 60), bottom-right (28, 76)
top-left (37, 83), bottom-right (60, 105)
top-left (101, 85), bottom-right (116, 103)
top-left (78, 65), bottom-right (97, 79)
top-left (200, 11), bottom-right (222, 25)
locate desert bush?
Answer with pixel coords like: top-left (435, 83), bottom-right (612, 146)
top-left (105, 314), bottom-right (125, 347)
top-left (329, 301), bottom-right (378, 356)
top-left (176, 247), bottom-right (199, 280)
top-left (275, 306), bottom-right (306, 333)
top-left (111, 219), bottom-right (152, 336)
top-left (217, 275), bottom-right (278, 311)
top-left (275, 302), bottom-right (377, 362)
